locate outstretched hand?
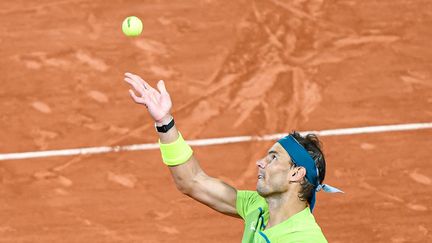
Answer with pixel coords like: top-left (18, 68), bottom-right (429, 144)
top-left (124, 72), bottom-right (172, 123)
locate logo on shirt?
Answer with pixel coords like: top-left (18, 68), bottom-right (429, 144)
top-left (250, 221), bottom-right (256, 231)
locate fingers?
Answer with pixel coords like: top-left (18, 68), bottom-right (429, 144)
top-left (129, 89), bottom-right (146, 105)
top-left (125, 72), bottom-right (158, 93)
top-left (125, 72), bottom-right (165, 96)
top-left (125, 73), bottom-right (158, 107)
top-left (125, 72), bottom-right (145, 91)
top-left (157, 80), bottom-right (168, 94)
top-left (125, 78), bottom-right (151, 102)
top-left (124, 73), bottom-right (170, 108)
top-left (125, 75), bottom-right (151, 103)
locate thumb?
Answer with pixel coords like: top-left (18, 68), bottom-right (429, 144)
top-left (157, 80), bottom-right (168, 94)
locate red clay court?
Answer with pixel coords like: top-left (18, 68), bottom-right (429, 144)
top-left (1, 0), bottom-right (432, 242)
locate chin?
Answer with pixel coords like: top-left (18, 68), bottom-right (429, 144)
top-left (256, 184), bottom-right (269, 197)
top-left (257, 189), bottom-right (271, 197)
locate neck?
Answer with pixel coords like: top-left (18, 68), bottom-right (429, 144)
top-left (265, 190), bottom-right (307, 229)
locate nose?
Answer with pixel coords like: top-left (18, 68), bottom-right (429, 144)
top-left (256, 158), bottom-right (266, 169)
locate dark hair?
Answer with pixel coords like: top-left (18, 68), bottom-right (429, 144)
top-left (290, 131), bottom-right (326, 204)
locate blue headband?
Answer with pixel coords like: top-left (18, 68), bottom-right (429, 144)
top-left (277, 135), bottom-right (343, 212)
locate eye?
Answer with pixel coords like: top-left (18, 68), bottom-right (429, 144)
top-left (266, 153), bottom-right (277, 163)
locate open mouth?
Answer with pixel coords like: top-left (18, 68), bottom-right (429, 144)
top-left (258, 175), bottom-right (264, 179)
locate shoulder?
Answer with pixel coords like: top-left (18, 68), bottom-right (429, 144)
top-left (236, 190), bottom-right (267, 219)
top-left (236, 190), bottom-right (263, 202)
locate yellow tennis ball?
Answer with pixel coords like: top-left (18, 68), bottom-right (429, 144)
top-left (122, 16), bottom-right (143, 37)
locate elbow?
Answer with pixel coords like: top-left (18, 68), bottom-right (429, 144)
top-left (175, 182), bottom-right (192, 195)
top-left (173, 177), bottom-right (194, 195)
top-left (172, 169), bottom-right (204, 196)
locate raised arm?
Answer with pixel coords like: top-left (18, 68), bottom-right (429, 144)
top-left (124, 72), bottom-right (239, 218)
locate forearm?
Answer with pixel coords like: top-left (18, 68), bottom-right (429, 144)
top-left (168, 156), bottom-right (238, 217)
top-left (159, 126), bottom-right (237, 215)
top-left (156, 114), bottom-right (203, 192)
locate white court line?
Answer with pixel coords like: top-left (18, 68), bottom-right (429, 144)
top-left (1, 122), bottom-right (432, 161)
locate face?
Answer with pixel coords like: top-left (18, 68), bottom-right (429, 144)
top-left (256, 143), bottom-right (295, 197)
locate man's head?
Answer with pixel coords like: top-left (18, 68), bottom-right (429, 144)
top-left (256, 131), bottom-right (326, 207)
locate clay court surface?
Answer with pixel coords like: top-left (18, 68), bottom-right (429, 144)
top-left (1, 0), bottom-right (432, 242)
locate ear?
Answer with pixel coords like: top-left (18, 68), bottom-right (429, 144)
top-left (289, 167), bottom-right (307, 182)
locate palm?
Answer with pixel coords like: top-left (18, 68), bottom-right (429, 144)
top-left (124, 72), bottom-right (172, 122)
top-left (146, 89), bottom-right (172, 122)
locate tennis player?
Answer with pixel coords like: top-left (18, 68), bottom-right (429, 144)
top-left (124, 72), bottom-right (343, 242)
